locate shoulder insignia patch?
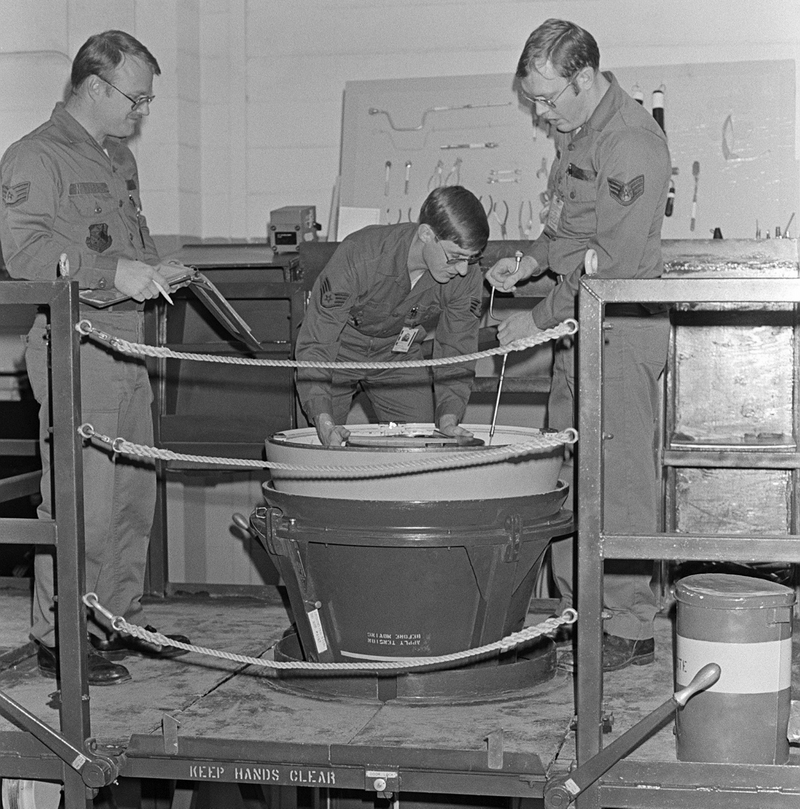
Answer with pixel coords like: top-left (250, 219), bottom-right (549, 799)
top-left (469, 297), bottom-right (482, 318)
top-left (607, 175), bottom-right (644, 206)
top-left (2, 182), bottom-right (30, 206)
top-left (319, 277), bottom-right (349, 309)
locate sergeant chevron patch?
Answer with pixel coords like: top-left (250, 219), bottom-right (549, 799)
top-left (320, 277), bottom-right (349, 309)
top-left (607, 175), bottom-right (644, 206)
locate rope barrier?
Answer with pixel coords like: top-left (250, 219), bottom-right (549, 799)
top-left (83, 593), bottom-right (577, 674)
top-left (78, 422), bottom-right (577, 475)
top-left (74, 316), bottom-right (579, 474)
top-left (75, 318), bottom-right (578, 370)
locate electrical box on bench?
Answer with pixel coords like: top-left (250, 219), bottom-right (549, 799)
top-left (268, 205), bottom-right (319, 253)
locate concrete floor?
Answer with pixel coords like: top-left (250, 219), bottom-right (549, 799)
top-left (0, 583), bottom-right (681, 765)
top-left (2, 581), bottom-right (800, 809)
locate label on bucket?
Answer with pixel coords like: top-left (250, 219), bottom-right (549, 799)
top-left (676, 636), bottom-right (791, 694)
top-left (307, 608), bottom-right (328, 654)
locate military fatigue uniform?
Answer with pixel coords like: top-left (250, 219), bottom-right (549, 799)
top-left (523, 73), bottom-right (672, 641)
top-left (296, 223), bottom-right (483, 427)
top-left (0, 103), bottom-right (160, 646)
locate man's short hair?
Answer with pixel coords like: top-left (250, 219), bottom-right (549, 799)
top-left (418, 186), bottom-right (490, 254)
top-left (71, 30), bottom-right (161, 90)
top-left (516, 19), bottom-right (600, 81)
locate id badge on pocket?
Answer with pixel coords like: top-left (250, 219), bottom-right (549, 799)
top-left (545, 195), bottom-right (565, 235)
top-left (392, 326), bottom-right (420, 353)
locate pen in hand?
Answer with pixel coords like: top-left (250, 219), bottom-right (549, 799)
top-left (152, 279), bottom-right (173, 305)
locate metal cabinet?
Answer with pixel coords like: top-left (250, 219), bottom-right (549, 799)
top-left (146, 243), bottom-right (306, 596)
top-left (574, 238), bottom-right (800, 809)
top-left (151, 244), bottom-right (305, 459)
top-left (661, 240), bottom-right (800, 582)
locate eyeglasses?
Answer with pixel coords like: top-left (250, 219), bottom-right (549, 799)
top-left (436, 238), bottom-right (482, 266)
top-left (522, 71), bottom-right (580, 109)
top-left (98, 76), bottom-right (155, 112)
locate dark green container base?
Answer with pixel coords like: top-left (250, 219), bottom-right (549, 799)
top-left (267, 627), bottom-right (558, 704)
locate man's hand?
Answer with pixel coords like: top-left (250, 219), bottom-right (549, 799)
top-left (436, 414), bottom-right (473, 440)
top-left (114, 258), bottom-right (172, 302)
top-left (485, 255), bottom-right (539, 292)
top-left (497, 310), bottom-right (543, 347)
top-left (156, 260), bottom-right (195, 284)
top-left (315, 413), bottom-right (350, 447)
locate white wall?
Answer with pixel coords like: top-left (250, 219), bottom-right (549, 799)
top-left (0, 0), bottom-right (798, 244)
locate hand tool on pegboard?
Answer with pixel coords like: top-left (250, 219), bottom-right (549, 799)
top-left (651, 85), bottom-right (665, 133)
top-left (650, 85), bottom-right (676, 218)
top-left (492, 200), bottom-right (510, 239)
top-left (690, 160), bottom-right (700, 231)
top-left (384, 160), bottom-right (392, 196)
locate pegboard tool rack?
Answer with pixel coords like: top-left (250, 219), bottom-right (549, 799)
top-left (574, 261), bottom-right (800, 809)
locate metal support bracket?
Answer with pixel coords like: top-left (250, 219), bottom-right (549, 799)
top-left (0, 687), bottom-right (124, 788)
top-left (485, 729), bottom-right (505, 769)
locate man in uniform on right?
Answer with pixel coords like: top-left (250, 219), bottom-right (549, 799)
top-left (486, 19), bottom-right (672, 671)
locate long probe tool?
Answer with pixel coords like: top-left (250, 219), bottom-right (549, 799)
top-left (488, 251), bottom-right (523, 444)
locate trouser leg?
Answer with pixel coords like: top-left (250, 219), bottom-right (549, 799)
top-left (27, 313), bottom-right (156, 645)
top-left (80, 314), bottom-right (156, 633)
top-left (363, 365), bottom-right (434, 423)
top-left (602, 316), bottom-right (669, 640)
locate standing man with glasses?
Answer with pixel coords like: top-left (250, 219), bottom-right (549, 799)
top-left (296, 185), bottom-right (489, 447)
top-left (0, 30), bottom-right (190, 685)
top-left (486, 19), bottom-right (672, 672)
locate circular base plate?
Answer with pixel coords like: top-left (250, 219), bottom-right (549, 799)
top-left (266, 629), bottom-right (559, 705)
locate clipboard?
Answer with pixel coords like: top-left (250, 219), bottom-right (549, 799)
top-left (78, 268), bottom-right (196, 308)
top-left (185, 272), bottom-right (263, 353)
top-left (79, 268), bottom-right (263, 353)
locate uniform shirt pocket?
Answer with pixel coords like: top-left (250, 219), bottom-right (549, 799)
top-left (562, 164), bottom-right (598, 237)
top-left (68, 190), bottom-right (115, 222)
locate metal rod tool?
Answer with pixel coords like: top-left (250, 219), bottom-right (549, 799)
top-left (488, 251), bottom-right (523, 444)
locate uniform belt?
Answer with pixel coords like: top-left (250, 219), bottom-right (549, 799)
top-left (605, 303), bottom-right (668, 318)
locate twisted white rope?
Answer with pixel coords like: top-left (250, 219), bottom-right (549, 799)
top-left (79, 422), bottom-right (577, 475)
top-left (76, 318), bottom-right (578, 369)
top-left (83, 593), bottom-right (577, 673)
